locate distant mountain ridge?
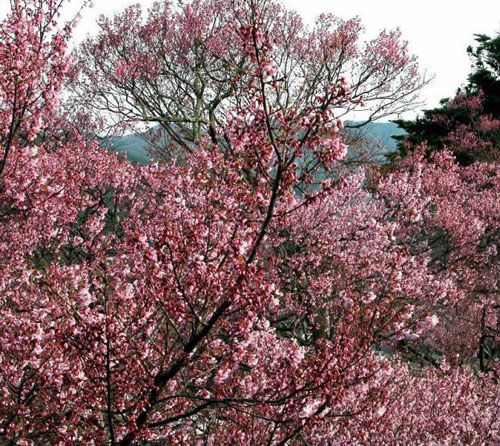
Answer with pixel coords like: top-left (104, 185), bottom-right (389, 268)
top-left (344, 121), bottom-right (406, 149)
top-left (101, 122), bottom-right (406, 164)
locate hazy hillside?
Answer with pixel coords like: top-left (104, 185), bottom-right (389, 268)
top-left (344, 121), bottom-right (406, 149)
top-left (100, 133), bottom-right (151, 165)
top-left (102, 122), bottom-right (406, 164)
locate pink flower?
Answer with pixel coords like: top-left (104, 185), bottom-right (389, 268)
top-left (423, 314), bottom-right (439, 329)
top-left (262, 60), bottom-right (279, 80)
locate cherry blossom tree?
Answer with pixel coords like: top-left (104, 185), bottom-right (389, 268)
top-left (378, 147), bottom-right (500, 367)
top-left (68, 0), bottom-right (426, 152)
top-left (1, 0), bottom-right (499, 445)
top-left (0, 0), bottom-right (74, 177)
top-left (439, 91), bottom-right (500, 163)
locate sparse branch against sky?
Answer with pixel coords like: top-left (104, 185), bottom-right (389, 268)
top-left (2, 0), bottom-right (499, 117)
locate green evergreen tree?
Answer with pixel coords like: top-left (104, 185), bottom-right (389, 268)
top-left (392, 32), bottom-right (500, 165)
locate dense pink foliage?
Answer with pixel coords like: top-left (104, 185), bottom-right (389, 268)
top-left (436, 91), bottom-right (500, 162)
top-left (0, 0), bottom-right (499, 444)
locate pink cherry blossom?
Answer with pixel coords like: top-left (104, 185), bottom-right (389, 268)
top-left (0, 0), bottom-right (499, 444)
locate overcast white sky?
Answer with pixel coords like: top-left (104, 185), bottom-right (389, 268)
top-left (3, 0), bottom-right (500, 118)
